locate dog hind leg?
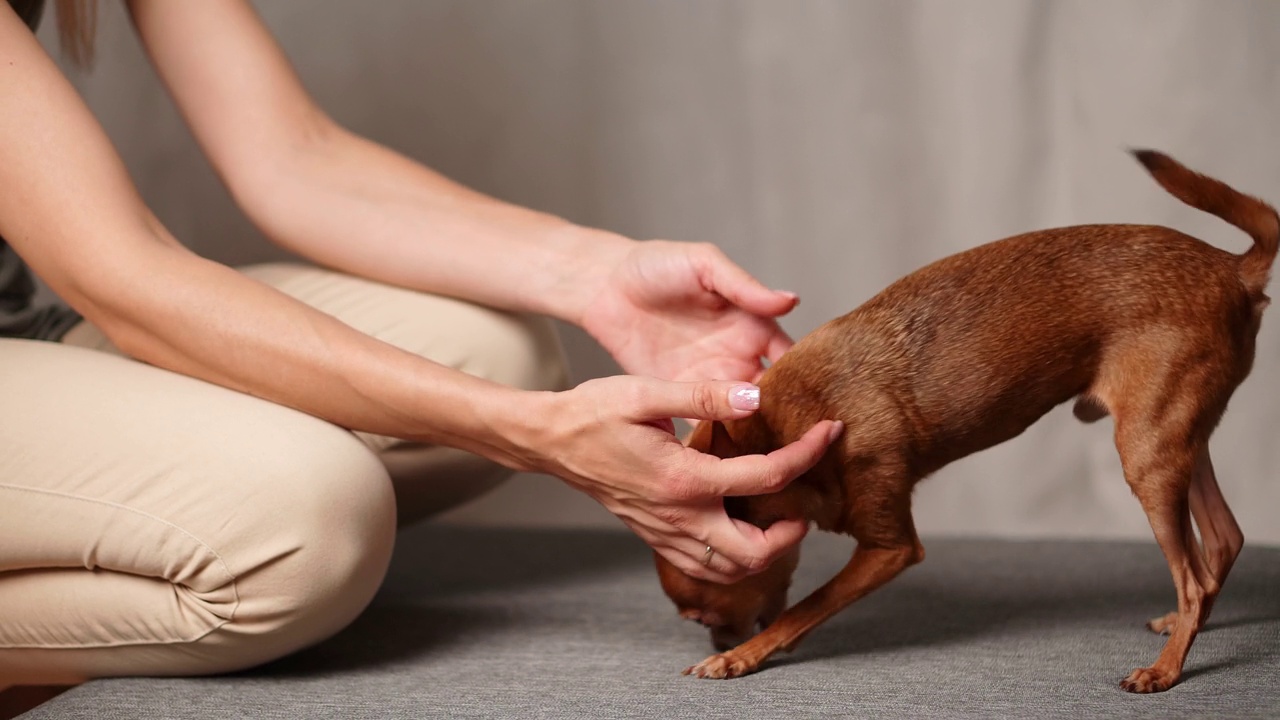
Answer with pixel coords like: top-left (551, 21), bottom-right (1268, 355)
top-left (1147, 451), bottom-right (1243, 635)
top-left (1113, 411), bottom-right (1216, 693)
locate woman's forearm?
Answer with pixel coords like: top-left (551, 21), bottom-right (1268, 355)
top-left (99, 238), bottom-right (546, 466)
top-left (229, 126), bottom-right (631, 326)
top-left (0, 8), bottom-right (545, 464)
top-left (126, 0), bottom-right (630, 326)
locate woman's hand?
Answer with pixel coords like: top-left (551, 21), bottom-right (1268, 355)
top-left (512, 375), bottom-right (842, 583)
top-left (579, 240), bottom-right (799, 383)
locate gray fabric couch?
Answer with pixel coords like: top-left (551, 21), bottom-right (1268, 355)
top-left (25, 525), bottom-right (1280, 719)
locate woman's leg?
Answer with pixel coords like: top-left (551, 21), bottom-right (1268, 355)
top-left (63, 262), bottom-right (571, 523)
top-left (0, 339), bottom-right (397, 683)
top-left (2, 264), bottom-right (569, 682)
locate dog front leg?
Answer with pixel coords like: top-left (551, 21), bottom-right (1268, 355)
top-left (685, 536), bottom-right (923, 679)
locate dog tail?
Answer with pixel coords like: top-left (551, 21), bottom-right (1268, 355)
top-left (1132, 149), bottom-right (1279, 296)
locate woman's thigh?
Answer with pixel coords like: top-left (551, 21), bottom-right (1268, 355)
top-left (0, 339), bottom-right (397, 683)
top-left (61, 262), bottom-right (571, 523)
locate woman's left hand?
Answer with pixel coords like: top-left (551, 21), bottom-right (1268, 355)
top-left (580, 240), bottom-right (798, 383)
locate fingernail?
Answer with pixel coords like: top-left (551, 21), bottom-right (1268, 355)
top-left (729, 384), bottom-right (760, 411)
top-left (826, 421), bottom-right (844, 444)
top-left (778, 290), bottom-right (799, 303)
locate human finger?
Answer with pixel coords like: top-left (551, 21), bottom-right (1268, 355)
top-left (624, 378), bottom-right (763, 424)
top-left (674, 514), bottom-right (810, 583)
top-left (684, 420), bottom-right (843, 498)
top-left (696, 245), bottom-right (798, 318)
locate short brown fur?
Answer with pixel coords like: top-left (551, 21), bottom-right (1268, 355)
top-left (656, 150), bottom-right (1276, 693)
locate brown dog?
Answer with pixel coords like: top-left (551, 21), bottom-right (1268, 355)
top-left (656, 150), bottom-right (1276, 694)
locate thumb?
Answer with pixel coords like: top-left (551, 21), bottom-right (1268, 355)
top-left (627, 379), bottom-right (761, 422)
top-left (699, 247), bottom-right (799, 318)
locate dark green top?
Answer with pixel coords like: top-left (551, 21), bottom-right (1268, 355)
top-left (1, 0), bottom-right (82, 341)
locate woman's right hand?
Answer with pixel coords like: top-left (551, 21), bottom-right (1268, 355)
top-left (508, 376), bottom-right (843, 583)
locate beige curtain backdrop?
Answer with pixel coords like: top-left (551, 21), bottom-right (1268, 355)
top-left (35, 1), bottom-right (1279, 544)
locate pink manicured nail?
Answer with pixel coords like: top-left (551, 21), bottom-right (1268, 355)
top-left (730, 384), bottom-right (760, 411)
top-left (826, 421), bottom-right (845, 443)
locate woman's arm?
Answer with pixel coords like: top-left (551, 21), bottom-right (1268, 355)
top-left (0, 3), bottom-right (837, 582)
top-left (127, 0), bottom-right (805, 387)
top-left (125, 0), bottom-right (624, 326)
top-left (0, 2), bottom-right (523, 459)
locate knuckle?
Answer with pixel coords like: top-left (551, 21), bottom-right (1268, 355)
top-left (660, 458), bottom-right (701, 499)
top-left (689, 566), bottom-right (719, 583)
top-left (701, 243), bottom-right (731, 266)
top-left (649, 502), bottom-right (688, 526)
top-left (740, 553), bottom-right (771, 574)
top-left (670, 479), bottom-right (700, 503)
top-left (693, 241), bottom-right (720, 258)
top-left (669, 552), bottom-right (712, 581)
top-left (690, 384), bottom-right (720, 419)
top-left (622, 382), bottom-right (653, 414)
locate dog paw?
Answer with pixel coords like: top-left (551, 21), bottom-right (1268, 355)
top-left (1120, 667), bottom-right (1178, 694)
top-left (1145, 611), bottom-right (1177, 635)
top-left (682, 652), bottom-right (757, 680)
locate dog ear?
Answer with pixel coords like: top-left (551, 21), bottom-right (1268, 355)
top-left (686, 420), bottom-right (743, 458)
top-left (709, 420), bottom-right (743, 458)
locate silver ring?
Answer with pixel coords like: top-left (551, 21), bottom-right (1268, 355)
top-left (701, 545), bottom-right (714, 566)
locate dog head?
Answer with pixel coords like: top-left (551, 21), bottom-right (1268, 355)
top-left (654, 419), bottom-right (802, 650)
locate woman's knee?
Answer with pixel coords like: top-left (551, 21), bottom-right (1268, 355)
top-left (199, 428), bottom-right (398, 674)
top-left (66, 433), bottom-right (399, 680)
top-left (2, 440), bottom-right (396, 683)
top-left (0, 343), bottom-right (399, 680)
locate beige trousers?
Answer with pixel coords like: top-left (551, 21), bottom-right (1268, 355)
top-left (0, 264), bottom-right (568, 685)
